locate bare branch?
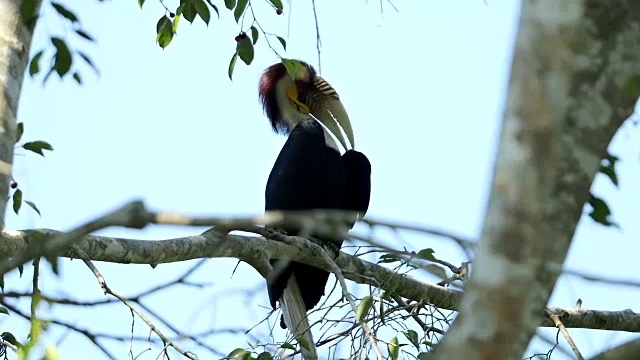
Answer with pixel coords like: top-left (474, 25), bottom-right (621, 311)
top-left (562, 267), bottom-right (640, 288)
top-left (0, 224), bottom-right (636, 333)
top-left (0, 301), bottom-right (119, 360)
top-left (545, 308), bottom-right (584, 360)
top-left (1, 223), bottom-right (461, 310)
top-left (73, 248), bottom-right (199, 360)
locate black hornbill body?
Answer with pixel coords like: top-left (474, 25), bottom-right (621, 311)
top-left (258, 60), bottom-right (372, 331)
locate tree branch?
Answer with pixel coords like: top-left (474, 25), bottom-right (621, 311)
top-left (1, 225), bottom-right (637, 333)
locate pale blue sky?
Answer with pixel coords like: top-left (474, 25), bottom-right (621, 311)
top-left (2, 0), bottom-right (639, 359)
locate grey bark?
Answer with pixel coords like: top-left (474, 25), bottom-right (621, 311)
top-left (0, 0), bottom-right (41, 223)
top-left (590, 338), bottom-right (640, 360)
top-left (2, 228), bottom-right (639, 333)
top-left (430, 1), bottom-right (640, 359)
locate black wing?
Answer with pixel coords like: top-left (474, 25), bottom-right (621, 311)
top-left (341, 150), bottom-right (372, 219)
top-left (265, 120), bottom-right (345, 316)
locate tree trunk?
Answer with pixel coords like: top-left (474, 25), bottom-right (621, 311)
top-left (431, 1), bottom-right (640, 358)
top-left (0, 0), bottom-right (41, 223)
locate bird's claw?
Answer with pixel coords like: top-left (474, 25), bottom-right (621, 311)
top-left (264, 227), bottom-right (288, 239)
top-left (318, 238), bottom-right (340, 256)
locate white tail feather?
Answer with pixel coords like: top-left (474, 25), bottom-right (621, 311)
top-left (281, 275), bottom-right (318, 359)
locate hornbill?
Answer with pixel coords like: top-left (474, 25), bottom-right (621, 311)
top-left (259, 59), bottom-right (371, 357)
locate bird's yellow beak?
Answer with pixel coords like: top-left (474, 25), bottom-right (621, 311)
top-left (286, 86), bottom-right (355, 151)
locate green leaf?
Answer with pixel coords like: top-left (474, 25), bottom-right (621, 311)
top-left (228, 52), bottom-right (238, 80)
top-left (16, 122), bottom-right (24, 143)
top-left (425, 264), bottom-right (447, 280)
top-left (599, 153), bottom-right (619, 187)
top-left (227, 348), bottom-right (246, 357)
top-left (234, 0), bottom-right (248, 22)
top-left (138, 0), bottom-right (145, 8)
top-left (356, 295), bottom-right (373, 321)
top-left (156, 15), bottom-right (169, 32)
top-left (250, 26), bottom-right (259, 45)
top-left (604, 153), bottom-right (619, 163)
top-left (13, 189), bottom-right (22, 214)
top-left (599, 166), bottom-right (617, 186)
top-left (25, 201), bottom-right (41, 216)
top-left (256, 352), bottom-right (272, 360)
top-left (403, 329), bottom-right (419, 349)
top-left (378, 253), bottom-right (400, 264)
top-left (77, 51), bottom-right (99, 75)
top-left (29, 50), bottom-right (43, 77)
top-left (204, 0), bottom-right (220, 18)
top-left (181, 2), bottom-right (197, 23)
top-left (50, 37), bottom-right (72, 77)
top-left (0, 307), bottom-right (8, 315)
top-left (418, 353), bottom-right (429, 360)
top-left (72, 72), bottom-right (82, 84)
top-left (44, 345), bottom-right (59, 360)
top-left (51, 2), bottom-right (78, 23)
top-left (1, 332), bottom-right (21, 347)
top-left (277, 36), bottom-right (286, 50)
top-left (75, 29), bottom-right (95, 42)
top-left (417, 248), bottom-right (436, 262)
top-left (258, 352), bottom-right (273, 360)
top-left (269, 0), bottom-right (283, 10)
top-left (227, 348), bottom-right (250, 359)
top-left (280, 343), bottom-right (295, 350)
top-left (282, 59), bottom-right (306, 80)
top-left (224, 0), bottom-right (236, 10)
top-left (588, 194), bottom-right (617, 227)
top-left (172, 13), bottom-right (181, 32)
top-left (23, 141), bottom-right (54, 156)
top-left (236, 36), bottom-right (254, 65)
top-left (388, 337), bottom-right (399, 360)
top-left (194, 0), bottom-right (210, 25)
top-left (156, 15), bottom-right (174, 49)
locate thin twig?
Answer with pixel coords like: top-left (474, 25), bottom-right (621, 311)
top-left (74, 248), bottom-right (199, 360)
top-left (0, 301), bottom-right (119, 360)
top-left (390, 294), bottom-right (429, 332)
top-left (562, 267), bottom-right (640, 288)
top-left (545, 308), bottom-right (585, 360)
top-left (30, 258), bottom-right (40, 340)
top-left (319, 250), bottom-right (384, 359)
top-left (0, 339), bottom-right (17, 353)
top-left (311, 0), bottom-right (321, 73)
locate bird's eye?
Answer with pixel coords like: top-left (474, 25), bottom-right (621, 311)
top-left (295, 81), bottom-right (313, 102)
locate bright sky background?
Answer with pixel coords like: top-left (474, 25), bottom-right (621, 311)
top-left (2, 0), bottom-right (640, 359)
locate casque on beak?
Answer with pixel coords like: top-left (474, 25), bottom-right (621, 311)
top-left (310, 97), bottom-right (355, 151)
top-left (285, 83), bottom-right (355, 151)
